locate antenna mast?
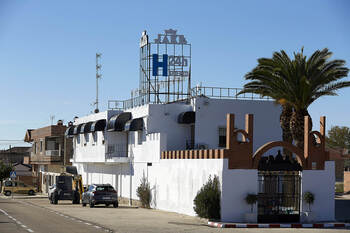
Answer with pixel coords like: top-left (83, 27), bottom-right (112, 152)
top-left (95, 53), bottom-right (102, 113)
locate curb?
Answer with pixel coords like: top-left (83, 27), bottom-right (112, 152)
top-left (208, 221), bottom-right (350, 228)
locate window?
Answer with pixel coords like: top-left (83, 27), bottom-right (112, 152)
top-left (40, 140), bottom-right (43, 153)
top-left (33, 142), bottom-right (37, 154)
top-left (4, 181), bottom-right (12, 187)
top-left (92, 132), bottom-right (97, 145)
top-left (138, 131), bottom-right (143, 145)
top-left (218, 127), bottom-right (226, 147)
top-left (77, 135), bottom-right (80, 144)
top-left (84, 133), bottom-right (89, 146)
top-left (96, 186), bottom-right (115, 192)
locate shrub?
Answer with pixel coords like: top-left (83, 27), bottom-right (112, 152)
top-left (136, 174), bottom-right (151, 208)
top-left (245, 193), bottom-right (257, 213)
top-left (193, 175), bottom-right (221, 220)
top-left (303, 191), bottom-right (315, 212)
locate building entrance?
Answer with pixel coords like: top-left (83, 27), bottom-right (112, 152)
top-left (257, 151), bottom-right (302, 223)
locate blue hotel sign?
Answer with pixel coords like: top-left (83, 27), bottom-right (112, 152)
top-left (151, 29), bottom-right (189, 77)
top-left (152, 54), bottom-right (168, 76)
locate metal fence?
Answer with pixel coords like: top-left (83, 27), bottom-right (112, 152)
top-left (108, 86), bottom-right (272, 111)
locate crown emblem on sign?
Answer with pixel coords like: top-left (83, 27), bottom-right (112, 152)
top-left (165, 29), bottom-right (177, 35)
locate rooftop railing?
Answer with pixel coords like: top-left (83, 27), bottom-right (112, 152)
top-left (191, 86), bottom-right (271, 101)
top-left (108, 86), bottom-right (271, 111)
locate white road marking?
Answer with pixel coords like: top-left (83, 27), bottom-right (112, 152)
top-left (0, 208), bottom-right (35, 232)
top-left (94, 225), bottom-right (101, 229)
top-left (85, 222), bottom-right (92, 225)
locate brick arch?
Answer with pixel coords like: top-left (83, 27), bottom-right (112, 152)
top-left (234, 129), bottom-right (250, 142)
top-left (252, 141), bottom-right (306, 169)
top-left (310, 131), bottom-right (324, 145)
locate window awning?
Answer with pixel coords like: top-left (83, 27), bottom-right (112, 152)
top-left (73, 124), bottom-right (83, 135)
top-left (107, 112), bottom-right (132, 131)
top-left (80, 122), bottom-right (93, 134)
top-left (177, 111), bottom-right (195, 124)
top-left (91, 119), bottom-right (106, 132)
top-left (65, 126), bottom-right (75, 137)
top-left (125, 118), bottom-right (144, 131)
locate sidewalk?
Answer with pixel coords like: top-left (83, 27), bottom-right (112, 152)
top-left (208, 221), bottom-right (350, 229)
top-left (0, 193), bottom-right (48, 199)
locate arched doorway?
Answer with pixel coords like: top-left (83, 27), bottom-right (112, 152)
top-left (257, 150), bottom-right (302, 223)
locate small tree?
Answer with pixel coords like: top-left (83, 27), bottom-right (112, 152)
top-left (0, 161), bottom-right (12, 190)
top-left (245, 194), bottom-right (257, 213)
top-left (303, 191), bottom-right (315, 212)
top-left (136, 174), bottom-right (151, 208)
top-left (193, 175), bottom-right (221, 220)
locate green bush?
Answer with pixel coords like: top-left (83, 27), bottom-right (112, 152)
top-left (335, 183), bottom-right (344, 193)
top-left (303, 191), bottom-right (315, 212)
top-left (193, 175), bottom-right (221, 220)
top-left (245, 194), bottom-right (257, 213)
top-left (136, 174), bottom-right (151, 208)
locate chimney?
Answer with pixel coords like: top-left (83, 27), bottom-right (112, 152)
top-left (57, 120), bottom-right (63, 126)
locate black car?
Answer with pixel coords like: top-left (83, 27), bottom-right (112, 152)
top-left (81, 184), bottom-right (118, 208)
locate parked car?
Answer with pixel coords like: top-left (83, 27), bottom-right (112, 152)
top-left (81, 184), bottom-right (118, 208)
top-left (1, 180), bottom-right (36, 196)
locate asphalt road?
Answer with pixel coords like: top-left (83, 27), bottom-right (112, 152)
top-left (0, 198), bottom-right (108, 233)
top-left (0, 196), bottom-right (349, 233)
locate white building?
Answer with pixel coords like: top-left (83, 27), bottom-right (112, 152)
top-left (67, 29), bottom-right (334, 223)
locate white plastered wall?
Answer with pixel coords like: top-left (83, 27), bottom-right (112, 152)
top-left (147, 159), bottom-right (224, 216)
top-left (193, 97), bottom-right (282, 153)
top-left (221, 161), bottom-right (258, 222)
top-left (301, 161), bottom-right (335, 221)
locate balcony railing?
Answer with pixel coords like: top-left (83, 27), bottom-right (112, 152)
top-left (105, 144), bottom-right (127, 159)
top-left (45, 150), bottom-right (60, 156)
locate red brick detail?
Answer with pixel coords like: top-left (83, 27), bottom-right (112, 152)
top-left (344, 171), bottom-right (350, 193)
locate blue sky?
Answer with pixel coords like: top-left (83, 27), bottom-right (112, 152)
top-left (0, 0), bottom-right (349, 149)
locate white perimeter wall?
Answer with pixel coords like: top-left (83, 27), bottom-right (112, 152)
top-left (221, 162), bottom-right (258, 222)
top-left (148, 159), bottom-right (224, 216)
top-left (301, 161), bottom-right (335, 221)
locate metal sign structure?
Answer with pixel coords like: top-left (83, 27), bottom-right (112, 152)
top-left (139, 29), bottom-right (191, 104)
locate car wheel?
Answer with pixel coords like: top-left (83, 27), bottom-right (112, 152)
top-left (105, 204), bottom-right (110, 207)
top-left (89, 201), bottom-right (94, 208)
top-left (28, 190), bottom-right (35, 195)
top-left (82, 203), bottom-right (86, 207)
top-left (113, 201), bottom-right (118, 208)
top-left (4, 191), bottom-right (11, 196)
top-left (49, 195), bottom-right (53, 204)
top-left (53, 192), bottom-right (58, 204)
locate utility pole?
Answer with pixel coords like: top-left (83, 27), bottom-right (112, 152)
top-left (95, 53), bottom-right (102, 113)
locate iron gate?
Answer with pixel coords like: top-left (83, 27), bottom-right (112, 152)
top-left (258, 171), bottom-right (301, 223)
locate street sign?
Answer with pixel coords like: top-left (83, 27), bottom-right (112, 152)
top-left (10, 171), bottom-right (16, 179)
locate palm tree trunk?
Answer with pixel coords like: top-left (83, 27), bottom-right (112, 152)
top-left (290, 109), bottom-right (312, 150)
top-left (280, 104), bottom-right (293, 157)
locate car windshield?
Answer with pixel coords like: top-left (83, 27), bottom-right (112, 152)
top-left (95, 186), bottom-right (114, 192)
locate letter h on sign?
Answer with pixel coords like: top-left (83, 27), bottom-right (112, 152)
top-left (152, 54), bottom-right (168, 76)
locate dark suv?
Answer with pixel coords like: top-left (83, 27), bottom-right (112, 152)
top-left (82, 184), bottom-right (118, 208)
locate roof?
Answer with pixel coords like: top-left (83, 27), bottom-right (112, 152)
top-left (24, 129), bottom-right (33, 142)
top-left (4, 147), bottom-right (31, 154)
top-left (30, 125), bottom-right (67, 139)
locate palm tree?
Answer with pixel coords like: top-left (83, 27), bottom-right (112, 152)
top-left (238, 48), bottom-right (349, 150)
